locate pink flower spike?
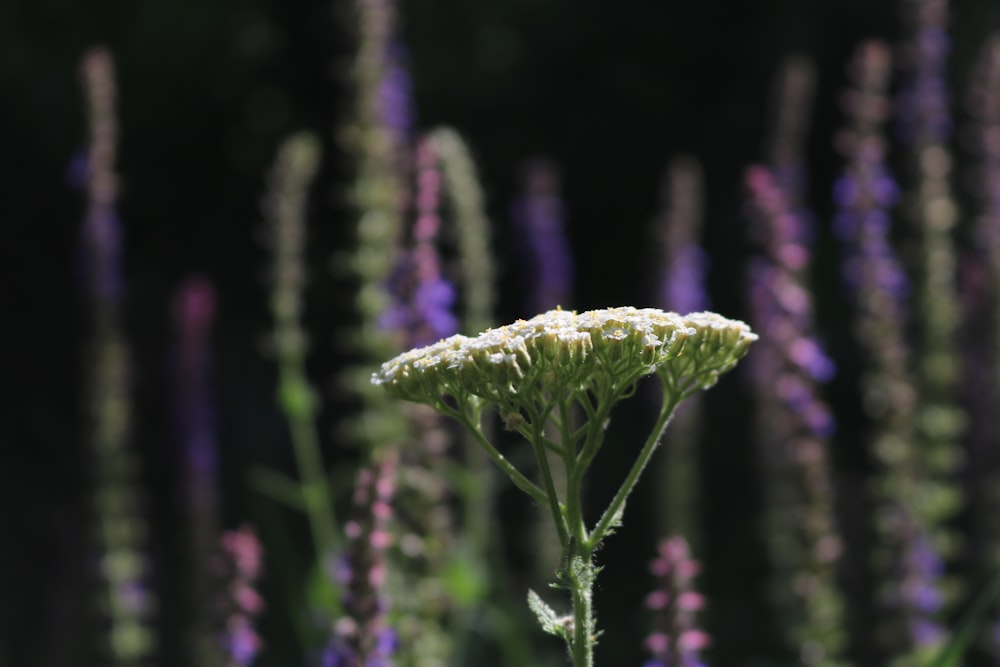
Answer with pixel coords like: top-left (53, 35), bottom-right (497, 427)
top-left (680, 629), bottom-right (711, 651)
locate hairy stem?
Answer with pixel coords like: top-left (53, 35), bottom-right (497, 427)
top-left (449, 406), bottom-right (551, 509)
top-left (587, 389), bottom-right (679, 551)
top-left (530, 416), bottom-right (571, 550)
top-left (569, 548), bottom-right (596, 667)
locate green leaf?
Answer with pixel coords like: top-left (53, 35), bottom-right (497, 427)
top-left (249, 466), bottom-right (306, 511)
top-left (527, 589), bottom-right (563, 637)
top-left (443, 553), bottom-right (488, 606)
top-left (926, 569), bottom-right (1000, 667)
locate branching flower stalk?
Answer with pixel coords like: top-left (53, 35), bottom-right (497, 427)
top-left (372, 307), bottom-right (756, 667)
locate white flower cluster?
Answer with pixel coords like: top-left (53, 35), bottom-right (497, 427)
top-left (371, 307), bottom-right (757, 406)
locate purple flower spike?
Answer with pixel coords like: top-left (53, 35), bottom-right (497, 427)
top-left (172, 277), bottom-right (225, 667)
top-left (836, 39), bottom-right (950, 661)
top-left (79, 45), bottom-right (158, 664)
top-left (378, 42), bottom-right (413, 150)
top-left (511, 158), bottom-right (574, 313)
top-left (654, 157), bottom-right (710, 317)
top-left (746, 161), bottom-right (849, 665)
top-left (379, 137), bottom-right (459, 348)
top-left (219, 525), bottom-right (265, 666)
top-left (329, 453), bottom-right (399, 667)
top-left (643, 536), bottom-right (709, 667)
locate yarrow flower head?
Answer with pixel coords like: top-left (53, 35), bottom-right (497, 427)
top-left (371, 307), bottom-right (756, 419)
top-left (372, 308), bottom-right (754, 667)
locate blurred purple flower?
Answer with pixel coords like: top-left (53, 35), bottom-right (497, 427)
top-left (378, 42), bottom-right (413, 149)
top-left (746, 163), bottom-right (849, 664)
top-left (910, 618), bottom-right (947, 648)
top-left (330, 454), bottom-right (398, 667)
top-left (896, 1), bottom-right (952, 144)
top-left (644, 537), bottom-right (709, 667)
top-left (902, 532), bottom-right (946, 642)
top-left (663, 244), bottom-right (710, 315)
top-left (225, 620), bottom-right (262, 666)
top-left (66, 149), bottom-right (90, 189)
top-left (379, 137), bottom-right (459, 347)
top-left (219, 525), bottom-right (265, 666)
top-left (511, 158), bottom-right (573, 313)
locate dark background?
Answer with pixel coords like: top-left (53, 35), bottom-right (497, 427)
top-left (5, 0), bottom-right (1000, 665)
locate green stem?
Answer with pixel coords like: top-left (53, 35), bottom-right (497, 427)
top-left (577, 395), bottom-right (614, 469)
top-left (279, 367), bottom-right (339, 561)
top-left (565, 395), bottom-right (614, 547)
top-left (569, 541), bottom-right (596, 667)
top-left (449, 406), bottom-right (551, 509)
top-left (564, 446), bottom-right (587, 549)
top-left (529, 415), bottom-right (570, 550)
top-left (587, 389), bottom-right (679, 551)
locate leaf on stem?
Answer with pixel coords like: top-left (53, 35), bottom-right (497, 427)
top-left (528, 589), bottom-right (565, 638)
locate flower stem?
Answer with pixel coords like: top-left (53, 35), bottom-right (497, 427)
top-left (279, 363), bottom-right (339, 563)
top-left (569, 551), bottom-right (595, 667)
top-left (587, 390), bottom-right (679, 551)
top-left (449, 406), bottom-right (551, 509)
top-left (530, 417), bottom-right (571, 549)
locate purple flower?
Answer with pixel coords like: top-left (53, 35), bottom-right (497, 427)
top-left (380, 137), bottom-right (459, 348)
top-left (910, 618), bottom-right (947, 648)
top-left (413, 277), bottom-right (458, 340)
top-left (225, 620), bottom-right (262, 666)
top-left (220, 525), bottom-right (265, 666)
top-left (511, 159), bottom-right (574, 313)
top-left (324, 639), bottom-right (357, 667)
top-left (378, 43), bottom-right (413, 149)
top-left (644, 537), bottom-right (710, 667)
top-left (662, 244), bottom-right (710, 315)
top-left (896, 1), bottom-right (952, 144)
top-left (331, 455), bottom-right (399, 667)
top-left (746, 163), bottom-right (848, 663)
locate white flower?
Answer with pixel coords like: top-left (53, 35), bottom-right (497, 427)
top-left (372, 307), bottom-right (757, 408)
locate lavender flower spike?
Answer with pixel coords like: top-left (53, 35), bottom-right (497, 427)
top-left (896, 0), bottom-right (964, 546)
top-left (746, 165), bottom-right (848, 667)
top-left (220, 525), bottom-right (265, 667)
top-left (511, 158), bottom-right (574, 314)
top-left (834, 40), bottom-right (946, 662)
top-left (652, 157), bottom-right (709, 546)
top-left (328, 454), bottom-right (400, 667)
top-left (173, 277), bottom-right (224, 667)
top-left (378, 136), bottom-right (458, 347)
top-left (643, 536), bottom-right (709, 667)
top-left (79, 45), bottom-right (156, 664)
